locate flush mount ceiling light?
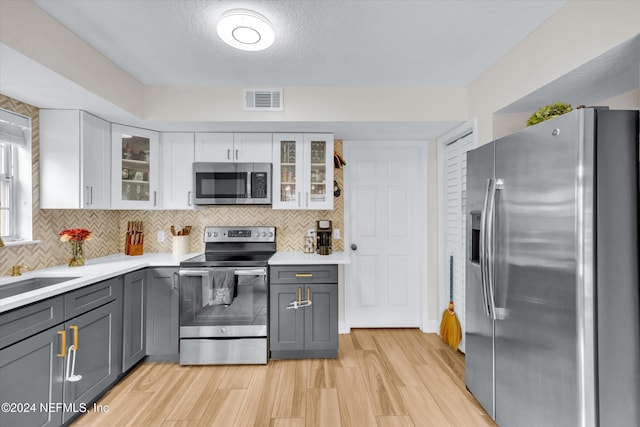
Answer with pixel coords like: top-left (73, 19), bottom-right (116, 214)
top-left (217, 9), bottom-right (275, 51)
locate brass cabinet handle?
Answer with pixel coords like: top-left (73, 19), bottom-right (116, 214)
top-left (307, 287), bottom-right (311, 303)
top-left (295, 273), bottom-right (313, 278)
top-left (57, 330), bottom-right (67, 357)
top-left (298, 287), bottom-right (302, 304)
top-left (70, 325), bottom-right (79, 350)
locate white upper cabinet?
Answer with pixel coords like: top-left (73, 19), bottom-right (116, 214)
top-left (161, 132), bottom-right (195, 209)
top-left (272, 133), bottom-right (333, 210)
top-left (111, 124), bottom-right (160, 209)
top-left (40, 110), bottom-right (111, 209)
top-left (194, 133), bottom-right (272, 163)
top-left (233, 133), bottom-right (273, 162)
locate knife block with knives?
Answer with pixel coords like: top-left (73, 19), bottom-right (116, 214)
top-left (126, 220), bottom-right (144, 256)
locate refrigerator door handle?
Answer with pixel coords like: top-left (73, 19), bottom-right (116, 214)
top-left (479, 178), bottom-right (492, 317)
top-left (486, 178), bottom-right (502, 320)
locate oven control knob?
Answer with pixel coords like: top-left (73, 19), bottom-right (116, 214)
top-left (220, 328), bottom-right (226, 334)
top-left (261, 232), bottom-right (267, 237)
top-left (213, 231), bottom-right (219, 237)
top-left (268, 231), bottom-right (274, 237)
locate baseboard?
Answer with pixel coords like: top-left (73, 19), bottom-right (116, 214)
top-left (339, 321), bottom-right (350, 334)
top-left (421, 319), bottom-right (439, 333)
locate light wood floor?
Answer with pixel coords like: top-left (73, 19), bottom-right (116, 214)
top-left (72, 329), bottom-right (496, 427)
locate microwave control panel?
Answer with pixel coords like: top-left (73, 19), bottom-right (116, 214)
top-left (251, 172), bottom-right (268, 198)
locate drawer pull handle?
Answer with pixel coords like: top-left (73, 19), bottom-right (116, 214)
top-left (70, 325), bottom-right (79, 350)
top-left (57, 330), bottom-right (67, 357)
top-left (298, 287), bottom-right (302, 304)
top-left (307, 287), bottom-right (311, 303)
top-left (295, 273), bottom-right (313, 278)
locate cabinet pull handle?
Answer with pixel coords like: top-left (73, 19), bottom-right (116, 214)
top-left (235, 149), bottom-right (239, 160)
top-left (307, 287), bottom-right (311, 303)
top-left (153, 191), bottom-right (157, 206)
top-left (298, 287), bottom-right (302, 304)
top-left (227, 149), bottom-right (231, 160)
top-left (57, 330), bottom-right (67, 357)
top-left (296, 273), bottom-right (313, 278)
top-left (187, 191), bottom-right (192, 206)
top-left (298, 192), bottom-right (301, 208)
top-left (306, 192), bottom-right (309, 207)
top-left (70, 325), bottom-right (79, 350)
top-left (172, 272), bottom-right (179, 291)
top-left (90, 186), bottom-right (93, 205)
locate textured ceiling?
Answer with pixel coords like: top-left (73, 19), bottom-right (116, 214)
top-left (32, 0), bottom-right (566, 87)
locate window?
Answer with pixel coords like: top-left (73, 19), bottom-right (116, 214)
top-left (0, 142), bottom-right (16, 239)
top-left (0, 108), bottom-right (32, 244)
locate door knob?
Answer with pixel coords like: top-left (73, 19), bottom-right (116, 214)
top-left (351, 244), bottom-right (357, 251)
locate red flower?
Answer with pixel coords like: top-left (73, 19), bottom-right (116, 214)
top-left (59, 228), bottom-right (92, 242)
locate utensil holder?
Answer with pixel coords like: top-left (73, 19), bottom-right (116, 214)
top-left (172, 235), bottom-right (189, 255)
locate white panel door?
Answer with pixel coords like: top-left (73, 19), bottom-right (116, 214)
top-left (347, 141), bottom-right (424, 327)
top-left (444, 133), bottom-right (474, 351)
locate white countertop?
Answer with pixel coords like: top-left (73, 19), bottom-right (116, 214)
top-left (268, 251), bottom-right (351, 265)
top-left (0, 252), bottom-right (199, 313)
top-left (1, 251), bottom-right (351, 313)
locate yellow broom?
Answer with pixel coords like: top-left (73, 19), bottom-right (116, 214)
top-left (440, 254), bottom-right (462, 350)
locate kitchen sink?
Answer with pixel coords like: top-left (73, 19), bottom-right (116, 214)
top-left (0, 276), bottom-right (79, 299)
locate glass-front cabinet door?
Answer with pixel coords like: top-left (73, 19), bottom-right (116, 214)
top-left (304, 134), bottom-right (333, 210)
top-left (272, 133), bottom-right (333, 210)
top-left (273, 134), bottom-right (304, 209)
top-left (112, 124), bottom-right (160, 209)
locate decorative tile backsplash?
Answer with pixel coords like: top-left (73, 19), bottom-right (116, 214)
top-left (0, 95), bottom-right (344, 275)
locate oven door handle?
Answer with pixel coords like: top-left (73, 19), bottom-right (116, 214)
top-left (179, 269), bottom-right (211, 277)
top-left (234, 268), bottom-right (267, 276)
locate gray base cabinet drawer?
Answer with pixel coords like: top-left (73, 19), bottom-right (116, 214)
top-left (0, 296), bottom-right (64, 349)
top-left (64, 276), bottom-right (122, 319)
top-left (270, 265), bottom-right (338, 284)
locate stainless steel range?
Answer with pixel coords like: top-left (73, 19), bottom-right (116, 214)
top-left (178, 226), bottom-right (275, 365)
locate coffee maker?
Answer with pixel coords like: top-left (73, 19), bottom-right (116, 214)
top-left (316, 220), bottom-right (332, 255)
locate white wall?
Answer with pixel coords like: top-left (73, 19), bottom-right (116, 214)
top-left (467, 1), bottom-right (640, 145)
top-left (0, 0), bottom-right (144, 116)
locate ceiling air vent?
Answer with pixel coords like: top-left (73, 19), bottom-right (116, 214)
top-left (243, 89), bottom-right (283, 112)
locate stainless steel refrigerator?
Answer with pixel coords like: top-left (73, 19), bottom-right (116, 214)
top-left (465, 108), bottom-right (639, 427)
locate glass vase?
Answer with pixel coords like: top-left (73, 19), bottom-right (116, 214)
top-left (69, 240), bottom-right (85, 267)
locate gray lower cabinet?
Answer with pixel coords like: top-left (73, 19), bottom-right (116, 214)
top-left (146, 268), bottom-right (179, 360)
top-left (0, 325), bottom-right (64, 427)
top-left (62, 300), bottom-right (121, 424)
top-left (0, 277), bottom-right (123, 427)
top-left (270, 265), bottom-right (338, 359)
top-left (122, 270), bottom-right (146, 371)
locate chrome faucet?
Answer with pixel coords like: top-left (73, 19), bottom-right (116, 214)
top-left (10, 265), bottom-right (29, 276)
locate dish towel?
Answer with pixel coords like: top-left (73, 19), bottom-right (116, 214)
top-left (209, 270), bottom-right (235, 305)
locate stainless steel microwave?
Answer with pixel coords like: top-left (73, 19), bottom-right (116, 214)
top-left (193, 162), bottom-right (271, 205)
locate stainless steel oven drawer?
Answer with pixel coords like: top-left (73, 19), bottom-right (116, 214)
top-left (180, 338), bottom-right (267, 365)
